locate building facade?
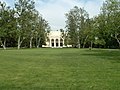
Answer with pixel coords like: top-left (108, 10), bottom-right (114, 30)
top-left (42, 31), bottom-right (65, 48)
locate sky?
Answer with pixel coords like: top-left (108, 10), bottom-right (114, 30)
top-left (1, 0), bottom-right (105, 30)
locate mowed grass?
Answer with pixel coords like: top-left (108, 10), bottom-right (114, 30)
top-left (0, 48), bottom-right (120, 90)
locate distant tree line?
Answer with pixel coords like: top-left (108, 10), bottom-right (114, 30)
top-left (0, 0), bottom-right (50, 49)
top-left (0, 0), bottom-right (119, 50)
top-left (65, 0), bottom-right (120, 49)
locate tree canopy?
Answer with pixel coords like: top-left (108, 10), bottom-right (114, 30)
top-left (65, 0), bottom-right (120, 49)
top-left (0, 0), bottom-right (119, 49)
top-left (0, 0), bottom-right (50, 49)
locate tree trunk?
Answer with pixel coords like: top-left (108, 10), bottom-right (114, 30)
top-left (116, 39), bottom-right (120, 48)
top-left (18, 36), bottom-right (21, 49)
top-left (17, 36), bottom-right (25, 49)
top-left (3, 39), bottom-right (6, 50)
top-left (83, 35), bottom-right (88, 48)
top-left (78, 44), bottom-right (80, 49)
top-left (37, 37), bottom-right (41, 48)
top-left (115, 34), bottom-right (120, 48)
top-left (78, 38), bottom-right (80, 49)
top-left (89, 41), bottom-right (93, 50)
top-left (30, 37), bottom-right (33, 48)
top-left (0, 38), bottom-right (6, 50)
top-left (117, 39), bottom-right (120, 48)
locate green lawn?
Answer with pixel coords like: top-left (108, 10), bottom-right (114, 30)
top-left (0, 48), bottom-right (120, 90)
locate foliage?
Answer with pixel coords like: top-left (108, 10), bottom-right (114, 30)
top-left (0, 0), bottom-right (119, 49)
top-left (0, 0), bottom-right (50, 49)
top-left (100, 0), bottom-right (120, 48)
top-left (0, 2), bottom-right (16, 49)
top-left (65, 0), bottom-right (120, 49)
top-left (65, 6), bottom-right (89, 48)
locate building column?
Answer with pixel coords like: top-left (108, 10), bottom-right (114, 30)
top-left (49, 39), bottom-right (51, 47)
top-left (54, 39), bottom-right (56, 47)
top-left (58, 39), bottom-right (60, 47)
top-left (63, 39), bottom-right (64, 47)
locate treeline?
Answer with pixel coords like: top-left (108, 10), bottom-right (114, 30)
top-left (0, 0), bottom-right (119, 50)
top-left (0, 0), bottom-right (50, 49)
top-left (64, 0), bottom-right (120, 49)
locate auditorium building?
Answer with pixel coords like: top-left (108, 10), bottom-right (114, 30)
top-left (42, 31), bottom-right (66, 48)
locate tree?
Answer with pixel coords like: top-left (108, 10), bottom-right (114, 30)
top-left (65, 6), bottom-right (89, 48)
top-left (0, 2), bottom-right (7, 49)
top-left (35, 16), bottom-right (50, 48)
top-left (0, 0), bottom-right (50, 49)
top-left (100, 0), bottom-right (120, 48)
top-left (65, 8), bottom-right (78, 47)
top-left (15, 0), bottom-right (35, 49)
top-left (0, 2), bottom-right (16, 49)
top-left (82, 18), bottom-right (94, 49)
top-left (91, 16), bottom-right (107, 48)
top-left (26, 10), bottom-right (38, 48)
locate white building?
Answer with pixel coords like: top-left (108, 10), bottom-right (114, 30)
top-left (42, 31), bottom-right (66, 48)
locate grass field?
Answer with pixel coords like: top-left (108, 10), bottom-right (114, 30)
top-left (0, 48), bottom-right (120, 90)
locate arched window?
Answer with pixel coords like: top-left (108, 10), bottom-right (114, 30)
top-left (56, 39), bottom-right (59, 47)
top-left (60, 39), bottom-right (63, 46)
top-left (51, 39), bottom-right (54, 47)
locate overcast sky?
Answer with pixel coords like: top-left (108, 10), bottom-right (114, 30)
top-left (1, 0), bottom-right (105, 30)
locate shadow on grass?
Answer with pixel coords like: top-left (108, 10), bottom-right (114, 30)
top-left (82, 49), bottom-right (120, 63)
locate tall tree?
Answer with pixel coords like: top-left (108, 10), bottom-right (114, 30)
top-left (92, 16), bottom-right (106, 48)
top-left (100, 0), bottom-right (120, 48)
top-left (35, 16), bottom-right (50, 48)
top-left (65, 6), bottom-right (89, 48)
top-left (15, 0), bottom-right (35, 49)
top-left (0, 2), bottom-right (16, 49)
